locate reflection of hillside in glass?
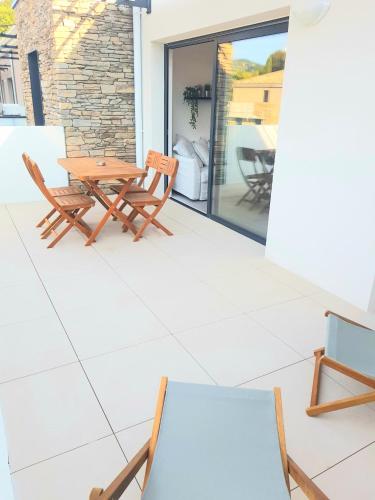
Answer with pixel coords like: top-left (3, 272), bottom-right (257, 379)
top-left (228, 34), bottom-right (287, 126)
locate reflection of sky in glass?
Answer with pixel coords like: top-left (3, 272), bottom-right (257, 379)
top-left (233, 33), bottom-right (287, 64)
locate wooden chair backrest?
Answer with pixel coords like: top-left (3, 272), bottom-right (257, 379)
top-left (22, 152), bottom-right (37, 182)
top-left (145, 150), bottom-right (162, 169)
top-left (140, 150), bottom-right (162, 188)
top-left (148, 154), bottom-right (179, 198)
top-left (29, 158), bottom-right (58, 208)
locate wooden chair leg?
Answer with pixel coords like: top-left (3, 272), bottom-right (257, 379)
top-left (40, 214), bottom-right (64, 239)
top-left (309, 348), bottom-right (325, 408)
top-left (122, 208), bottom-right (138, 232)
top-left (36, 208), bottom-right (56, 228)
top-left (89, 488), bottom-right (103, 500)
top-left (133, 205), bottom-right (166, 242)
top-left (137, 207), bottom-right (173, 236)
top-left (306, 391), bottom-right (375, 417)
top-left (47, 207), bottom-right (91, 248)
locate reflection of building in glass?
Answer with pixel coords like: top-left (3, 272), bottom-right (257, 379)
top-left (229, 70), bottom-right (284, 125)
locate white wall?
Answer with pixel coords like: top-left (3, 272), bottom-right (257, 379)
top-left (266, 1), bottom-right (375, 311)
top-left (0, 126), bottom-right (68, 204)
top-left (139, 0), bottom-right (375, 311)
top-left (171, 43), bottom-right (214, 144)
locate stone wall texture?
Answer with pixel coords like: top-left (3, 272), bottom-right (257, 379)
top-left (15, 0), bottom-right (135, 166)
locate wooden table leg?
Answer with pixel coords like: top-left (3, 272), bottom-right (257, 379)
top-left (84, 179), bottom-right (137, 246)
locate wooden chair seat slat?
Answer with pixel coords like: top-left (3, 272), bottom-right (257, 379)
top-left (123, 192), bottom-right (161, 206)
top-left (49, 186), bottom-right (83, 197)
top-left (55, 194), bottom-right (95, 210)
top-left (110, 183), bottom-right (146, 194)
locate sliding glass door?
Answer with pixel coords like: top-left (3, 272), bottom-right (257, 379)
top-left (210, 27), bottom-right (287, 242)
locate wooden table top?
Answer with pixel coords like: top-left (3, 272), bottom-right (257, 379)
top-left (58, 157), bottom-right (146, 181)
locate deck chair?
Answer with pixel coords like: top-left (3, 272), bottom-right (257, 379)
top-left (90, 378), bottom-right (327, 500)
top-left (22, 153), bottom-right (83, 229)
top-left (28, 158), bottom-right (95, 248)
top-left (121, 154), bottom-right (179, 242)
top-left (306, 311), bottom-right (375, 417)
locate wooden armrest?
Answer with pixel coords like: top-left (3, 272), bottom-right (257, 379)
top-left (89, 440), bottom-right (150, 500)
top-left (324, 310), bottom-right (372, 330)
top-left (288, 455), bottom-right (328, 500)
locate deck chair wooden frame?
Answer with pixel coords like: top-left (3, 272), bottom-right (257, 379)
top-left (306, 310), bottom-right (375, 417)
top-left (22, 153), bottom-right (83, 229)
top-left (90, 377), bottom-right (327, 500)
top-left (121, 154), bottom-right (179, 242)
top-left (29, 159), bottom-right (95, 248)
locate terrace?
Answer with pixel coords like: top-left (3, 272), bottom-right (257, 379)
top-left (1, 0), bottom-right (375, 498)
top-left (1, 195), bottom-right (375, 499)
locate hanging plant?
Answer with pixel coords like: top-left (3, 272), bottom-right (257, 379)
top-left (183, 86), bottom-right (199, 129)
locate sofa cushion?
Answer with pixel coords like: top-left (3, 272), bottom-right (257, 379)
top-left (173, 134), bottom-right (196, 158)
top-left (193, 138), bottom-right (209, 166)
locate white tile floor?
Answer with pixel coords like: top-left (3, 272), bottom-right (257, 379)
top-left (1, 199), bottom-right (375, 500)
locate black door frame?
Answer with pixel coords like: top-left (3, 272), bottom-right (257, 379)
top-left (27, 50), bottom-right (45, 126)
top-left (164, 17), bottom-right (288, 245)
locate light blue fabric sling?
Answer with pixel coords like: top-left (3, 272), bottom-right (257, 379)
top-left (326, 315), bottom-right (375, 378)
top-left (142, 382), bottom-right (290, 500)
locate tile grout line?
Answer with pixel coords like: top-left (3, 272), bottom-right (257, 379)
top-left (88, 238), bottom-right (222, 386)
top-left (7, 204), bottom-right (373, 493)
top-left (5, 205), bottom-right (131, 465)
top-left (246, 312), bottom-right (312, 360)
top-left (10, 434), bottom-right (113, 475)
top-left (235, 357), bottom-right (311, 388)
top-left (296, 438), bottom-right (375, 488)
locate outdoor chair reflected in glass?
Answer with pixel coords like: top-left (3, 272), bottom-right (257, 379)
top-left (236, 146), bottom-right (274, 207)
top-left (90, 378), bottom-right (327, 500)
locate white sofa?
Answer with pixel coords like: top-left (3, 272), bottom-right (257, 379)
top-left (173, 153), bottom-right (208, 201)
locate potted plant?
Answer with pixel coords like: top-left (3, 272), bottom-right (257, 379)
top-left (183, 86), bottom-right (199, 129)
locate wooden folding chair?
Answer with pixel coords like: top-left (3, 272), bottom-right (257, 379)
top-left (90, 378), bottom-right (327, 500)
top-left (306, 311), bottom-right (375, 417)
top-left (22, 153), bottom-right (83, 229)
top-left (110, 150), bottom-right (162, 201)
top-left (29, 158), bottom-right (95, 248)
top-left (120, 154), bottom-right (179, 242)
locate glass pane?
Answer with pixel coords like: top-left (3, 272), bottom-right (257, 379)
top-left (211, 32), bottom-right (287, 240)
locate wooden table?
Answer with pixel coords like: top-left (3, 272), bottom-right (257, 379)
top-left (58, 157), bottom-right (146, 246)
